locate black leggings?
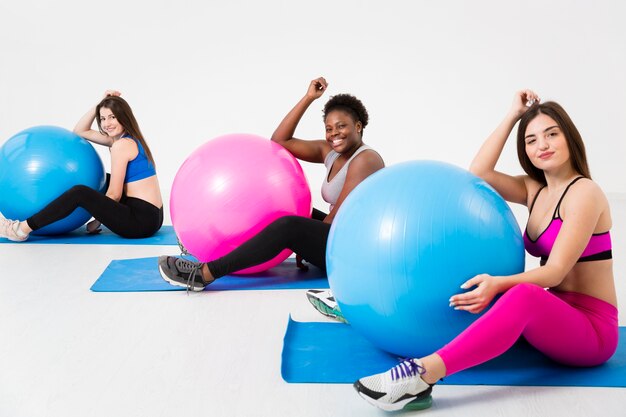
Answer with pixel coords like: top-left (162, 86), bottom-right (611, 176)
top-left (206, 208), bottom-right (330, 278)
top-left (26, 185), bottom-right (163, 238)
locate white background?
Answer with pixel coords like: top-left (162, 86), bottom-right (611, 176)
top-left (2, 3), bottom-right (626, 416)
top-left (1, 0), bottom-right (625, 224)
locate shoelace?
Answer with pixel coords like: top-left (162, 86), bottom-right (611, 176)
top-left (177, 237), bottom-right (190, 256)
top-left (390, 358), bottom-right (426, 381)
top-left (175, 258), bottom-right (204, 295)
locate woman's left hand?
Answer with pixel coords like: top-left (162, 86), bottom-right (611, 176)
top-left (449, 274), bottom-right (501, 314)
top-left (103, 90), bottom-right (121, 99)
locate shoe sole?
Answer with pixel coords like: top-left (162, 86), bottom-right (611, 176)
top-left (158, 262), bottom-right (205, 292)
top-left (306, 294), bottom-right (348, 323)
top-left (1, 237), bottom-right (28, 242)
top-left (357, 391), bottom-right (433, 412)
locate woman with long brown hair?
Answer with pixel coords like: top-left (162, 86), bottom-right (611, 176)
top-left (354, 90), bottom-right (616, 412)
top-left (0, 90), bottom-right (163, 240)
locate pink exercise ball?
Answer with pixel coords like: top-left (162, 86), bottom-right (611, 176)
top-left (170, 133), bottom-right (312, 274)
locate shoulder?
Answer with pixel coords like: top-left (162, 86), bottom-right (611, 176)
top-left (352, 148), bottom-right (384, 167)
top-left (562, 178), bottom-right (608, 214)
top-left (111, 138), bottom-right (139, 157)
top-left (347, 148), bottom-right (385, 176)
top-left (569, 177), bottom-right (605, 199)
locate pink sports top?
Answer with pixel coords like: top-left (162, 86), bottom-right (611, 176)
top-left (523, 177), bottom-right (612, 266)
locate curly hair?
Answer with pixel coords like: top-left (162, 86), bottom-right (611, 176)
top-left (323, 94), bottom-right (369, 130)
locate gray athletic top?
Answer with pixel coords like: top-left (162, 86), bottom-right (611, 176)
top-left (321, 145), bottom-right (373, 211)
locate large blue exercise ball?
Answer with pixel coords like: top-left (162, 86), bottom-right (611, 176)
top-left (326, 160), bottom-right (525, 357)
top-left (0, 126), bottom-right (106, 235)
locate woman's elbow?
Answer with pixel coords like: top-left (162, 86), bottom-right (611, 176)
top-left (468, 162), bottom-right (485, 177)
top-left (542, 263), bottom-right (569, 288)
top-left (106, 192), bottom-right (122, 202)
top-left (270, 134), bottom-right (285, 144)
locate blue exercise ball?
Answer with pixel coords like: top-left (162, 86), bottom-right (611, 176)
top-left (326, 160), bottom-right (525, 357)
top-left (0, 126), bottom-right (106, 235)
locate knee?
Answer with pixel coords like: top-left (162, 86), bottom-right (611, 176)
top-left (67, 185), bottom-right (92, 196)
top-left (263, 216), bottom-right (304, 242)
top-left (500, 282), bottom-right (545, 303)
top-left (55, 185), bottom-right (94, 205)
top-left (267, 216), bottom-right (300, 232)
top-left (487, 283), bottom-right (547, 319)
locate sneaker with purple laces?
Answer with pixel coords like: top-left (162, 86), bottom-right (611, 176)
top-left (354, 358), bottom-right (434, 411)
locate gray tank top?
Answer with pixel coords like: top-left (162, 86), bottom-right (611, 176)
top-left (321, 145), bottom-right (373, 211)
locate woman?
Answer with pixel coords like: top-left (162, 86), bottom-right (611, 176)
top-left (354, 90), bottom-right (616, 412)
top-left (158, 77), bottom-right (385, 291)
top-left (0, 91), bottom-right (163, 240)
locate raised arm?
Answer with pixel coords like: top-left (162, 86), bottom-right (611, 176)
top-left (73, 90), bottom-right (121, 147)
top-left (323, 150), bottom-right (385, 224)
top-left (271, 78), bottom-right (332, 163)
top-left (469, 90), bottom-right (540, 205)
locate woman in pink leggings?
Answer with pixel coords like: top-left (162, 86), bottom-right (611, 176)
top-left (354, 90), bottom-right (618, 412)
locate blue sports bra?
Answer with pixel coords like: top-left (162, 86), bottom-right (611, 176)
top-left (121, 134), bottom-right (156, 183)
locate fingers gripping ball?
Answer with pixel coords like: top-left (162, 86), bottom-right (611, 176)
top-left (326, 161), bottom-right (525, 357)
top-left (170, 134), bottom-right (312, 274)
top-left (0, 126), bottom-right (106, 235)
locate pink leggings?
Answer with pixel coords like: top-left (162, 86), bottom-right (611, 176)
top-left (436, 283), bottom-right (619, 376)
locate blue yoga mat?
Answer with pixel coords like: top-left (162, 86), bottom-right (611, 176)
top-left (90, 257), bottom-right (329, 292)
top-left (0, 225), bottom-right (177, 245)
top-left (281, 317), bottom-right (626, 387)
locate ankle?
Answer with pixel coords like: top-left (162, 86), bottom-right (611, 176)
top-left (15, 222), bottom-right (29, 238)
top-left (420, 354), bottom-right (446, 385)
top-left (422, 373), bottom-right (440, 385)
top-left (200, 264), bottom-right (214, 283)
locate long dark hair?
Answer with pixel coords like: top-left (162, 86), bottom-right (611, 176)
top-left (516, 101), bottom-right (590, 184)
top-left (96, 96), bottom-right (155, 166)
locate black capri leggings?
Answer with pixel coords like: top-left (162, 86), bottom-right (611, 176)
top-left (26, 185), bottom-right (163, 238)
top-left (206, 208), bottom-right (330, 278)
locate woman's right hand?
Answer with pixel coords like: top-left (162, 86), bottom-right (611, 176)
top-left (306, 77), bottom-right (328, 100)
top-left (102, 90), bottom-right (121, 100)
top-left (509, 89), bottom-right (540, 120)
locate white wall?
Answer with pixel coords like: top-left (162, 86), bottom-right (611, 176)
top-left (1, 0), bottom-right (625, 224)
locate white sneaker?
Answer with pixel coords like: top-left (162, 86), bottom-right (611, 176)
top-left (354, 358), bottom-right (433, 412)
top-left (0, 218), bottom-right (28, 242)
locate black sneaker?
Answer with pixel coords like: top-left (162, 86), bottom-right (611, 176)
top-left (157, 255), bottom-right (210, 292)
top-left (176, 236), bottom-right (190, 256)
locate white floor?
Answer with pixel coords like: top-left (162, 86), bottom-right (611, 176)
top-left (1, 197), bottom-right (625, 417)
